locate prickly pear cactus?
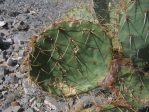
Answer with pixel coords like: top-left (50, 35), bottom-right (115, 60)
top-left (116, 67), bottom-right (149, 111)
top-left (29, 20), bottom-right (112, 96)
top-left (119, 0), bottom-right (149, 67)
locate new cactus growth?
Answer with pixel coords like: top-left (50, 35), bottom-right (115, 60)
top-left (119, 0), bottom-right (149, 67)
top-left (29, 20), bottom-right (112, 96)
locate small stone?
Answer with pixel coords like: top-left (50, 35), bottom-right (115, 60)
top-left (33, 106), bottom-right (40, 112)
top-left (0, 66), bottom-right (5, 80)
top-left (0, 85), bottom-right (3, 91)
top-left (0, 94), bottom-right (3, 99)
top-left (7, 58), bottom-right (18, 66)
top-left (83, 101), bottom-right (93, 109)
top-left (11, 101), bottom-right (20, 107)
top-left (44, 100), bottom-right (56, 110)
top-left (16, 72), bottom-right (24, 79)
top-left (36, 103), bottom-right (42, 108)
top-left (0, 21), bottom-right (6, 27)
top-left (26, 108), bottom-right (34, 112)
top-left (4, 106), bottom-right (21, 112)
top-left (16, 21), bottom-right (29, 31)
top-left (2, 91), bottom-right (8, 95)
top-left (30, 97), bottom-right (36, 103)
top-left (0, 0), bottom-right (5, 4)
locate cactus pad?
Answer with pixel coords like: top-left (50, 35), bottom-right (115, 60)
top-left (29, 20), bottom-right (112, 96)
top-left (119, 0), bottom-right (149, 67)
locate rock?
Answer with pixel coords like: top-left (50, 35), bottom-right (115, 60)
top-left (44, 100), bottom-right (56, 111)
top-left (15, 21), bottom-right (29, 31)
top-left (0, 21), bottom-right (6, 27)
top-left (7, 58), bottom-right (18, 66)
top-left (11, 101), bottom-right (20, 107)
top-left (0, 94), bottom-right (3, 99)
top-left (22, 78), bottom-right (40, 96)
top-left (4, 74), bottom-right (18, 84)
top-left (0, 85), bottom-right (3, 91)
top-left (2, 91), bottom-right (8, 95)
top-left (29, 97), bottom-right (36, 104)
top-left (8, 11), bottom-right (20, 17)
top-left (36, 103), bottom-right (42, 108)
top-left (26, 108), bottom-right (34, 112)
top-left (33, 106), bottom-right (39, 112)
top-left (0, 66), bottom-right (5, 80)
top-left (83, 101), bottom-right (93, 109)
top-left (0, 0), bottom-right (5, 4)
top-left (16, 72), bottom-right (25, 79)
top-left (3, 106), bottom-right (21, 112)
top-left (14, 32), bottom-right (30, 45)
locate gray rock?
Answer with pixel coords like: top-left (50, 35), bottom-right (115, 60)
top-left (4, 74), bottom-right (18, 84)
top-left (15, 21), bottom-right (29, 31)
top-left (0, 0), bottom-right (5, 4)
top-left (0, 21), bottom-right (6, 27)
top-left (83, 101), bottom-right (92, 109)
top-left (0, 85), bottom-right (3, 91)
top-left (13, 32), bottom-right (30, 45)
top-left (3, 106), bottom-right (21, 112)
top-left (7, 58), bottom-right (18, 66)
top-left (22, 78), bottom-right (39, 95)
top-left (2, 91), bottom-right (8, 95)
top-left (26, 108), bottom-right (34, 112)
top-left (16, 72), bottom-right (25, 79)
top-left (0, 66), bottom-right (7, 80)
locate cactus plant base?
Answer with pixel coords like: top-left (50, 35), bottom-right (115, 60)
top-left (29, 20), bottom-right (112, 97)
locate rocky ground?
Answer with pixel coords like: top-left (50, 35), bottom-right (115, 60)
top-left (0, 0), bottom-right (112, 112)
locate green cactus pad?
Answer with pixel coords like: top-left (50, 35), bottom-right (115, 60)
top-left (119, 0), bottom-right (149, 67)
top-left (29, 20), bottom-right (112, 96)
top-left (117, 67), bottom-right (149, 110)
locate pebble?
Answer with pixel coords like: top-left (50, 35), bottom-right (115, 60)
top-left (0, 66), bottom-right (5, 80)
top-left (29, 97), bottom-right (36, 103)
top-left (11, 101), bottom-right (20, 107)
top-left (3, 106), bottom-right (21, 112)
top-left (83, 101), bottom-right (93, 109)
top-left (15, 21), bottom-right (29, 31)
top-left (33, 106), bottom-right (39, 112)
top-left (26, 108), bottom-right (34, 112)
top-left (2, 91), bottom-right (8, 95)
top-left (0, 85), bottom-right (3, 91)
top-left (44, 100), bottom-right (56, 110)
top-left (7, 58), bottom-right (18, 66)
top-left (0, 21), bottom-right (6, 27)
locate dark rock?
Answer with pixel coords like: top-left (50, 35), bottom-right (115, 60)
top-left (7, 58), bottom-right (18, 66)
top-left (0, 0), bottom-right (5, 4)
top-left (83, 101), bottom-right (92, 109)
top-left (8, 11), bottom-right (21, 17)
top-left (0, 33), bottom-right (11, 50)
top-left (0, 66), bottom-right (7, 80)
top-left (15, 21), bottom-right (29, 31)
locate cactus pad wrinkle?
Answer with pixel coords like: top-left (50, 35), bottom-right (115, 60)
top-left (29, 20), bottom-right (112, 96)
top-left (119, 0), bottom-right (149, 67)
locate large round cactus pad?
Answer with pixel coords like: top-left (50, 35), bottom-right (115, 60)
top-left (29, 20), bottom-right (112, 96)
